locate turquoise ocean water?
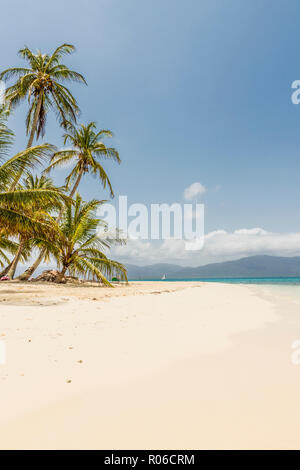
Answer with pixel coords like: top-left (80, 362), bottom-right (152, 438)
top-left (130, 277), bottom-right (300, 285)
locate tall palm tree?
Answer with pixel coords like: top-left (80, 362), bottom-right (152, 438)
top-left (19, 121), bottom-right (121, 280)
top-left (0, 44), bottom-right (86, 149)
top-left (0, 44), bottom-right (86, 190)
top-left (41, 194), bottom-right (127, 285)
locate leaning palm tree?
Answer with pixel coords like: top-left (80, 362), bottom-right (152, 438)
top-left (4, 173), bottom-right (68, 280)
top-left (16, 173), bottom-right (65, 281)
top-left (45, 121), bottom-right (120, 198)
top-left (40, 194), bottom-right (127, 285)
top-left (0, 234), bottom-right (38, 278)
top-left (0, 143), bottom-right (60, 232)
top-left (19, 121), bottom-right (120, 280)
top-left (0, 145), bottom-right (70, 279)
top-left (0, 44), bottom-right (86, 150)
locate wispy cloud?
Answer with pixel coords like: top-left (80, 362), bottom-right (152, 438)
top-left (184, 182), bottom-right (206, 200)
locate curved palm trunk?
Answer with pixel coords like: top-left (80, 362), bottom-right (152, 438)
top-left (6, 239), bottom-right (25, 279)
top-left (0, 261), bottom-right (13, 278)
top-left (18, 168), bottom-right (84, 281)
top-left (18, 248), bottom-right (45, 281)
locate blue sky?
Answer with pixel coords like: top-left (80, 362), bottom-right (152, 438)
top-left (2, 0), bottom-right (300, 265)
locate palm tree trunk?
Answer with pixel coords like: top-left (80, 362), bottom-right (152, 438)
top-left (69, 168), bottom-right (84, 198)
top-left (9, 93), bottom-right (43, 192)
top-left (17, 248), bottom-right (45, 281)
top-left (27, 92), bottom-right (43, 148)
top-left (56, 266), bottom-right (68, 283)
top-left (18, 168), bottom-right (85, 281)
top-left (0, 261), bottom-right (12, 278)
top-left (6, 239), bottom-right (25, 279)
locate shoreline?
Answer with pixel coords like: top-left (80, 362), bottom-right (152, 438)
top-left (0, 281), bottom-right (299, 449)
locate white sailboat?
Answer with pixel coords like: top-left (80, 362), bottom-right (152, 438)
top-left (161, 274), bottom-right (166, 280)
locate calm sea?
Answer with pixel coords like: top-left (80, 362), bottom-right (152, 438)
top-left (130, 277), bottom-right (300, 285)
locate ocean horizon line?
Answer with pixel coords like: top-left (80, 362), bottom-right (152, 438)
top-left (128, 276), bottom-right (300, 285)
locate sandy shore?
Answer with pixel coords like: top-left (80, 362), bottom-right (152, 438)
top-left (0, 280), bottom-right (299, 449)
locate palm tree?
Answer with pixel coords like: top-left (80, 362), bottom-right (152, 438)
top-left (0, 108), bottom-right (49, 276)
top-left (0, 44), bottom-right (86, 149)
top-left (0, 142), bottom-right (70, 278)
top-left (15, 174), bottom-right (65, 280)
top-left (0, 184), bottom-right (69, 280)
top-left (45, 121), bottom-right (120, 198)
top-left (0, 143), bottom-right (61, 233)
top-left (19, 121), bottom-right (120, 280)
top-left (41, 194), bottom-right (127, 285)
top-left (0, 108), bottom-right (66, 278)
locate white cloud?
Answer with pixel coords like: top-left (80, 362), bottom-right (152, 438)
top-left (233, 228), bottom-right (267, 236)
top-left (184, 182), bottom-right (206, 200)
top-left (21, 227), bottom-right (300, 273)
top-left (111, 228), bottom-right (300, 266)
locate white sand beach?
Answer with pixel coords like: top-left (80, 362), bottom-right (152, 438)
top-left (0, 281), bottom-right (299, 450)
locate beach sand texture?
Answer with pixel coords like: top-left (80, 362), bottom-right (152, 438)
top-left (0, 281), bottom-right (299, 449)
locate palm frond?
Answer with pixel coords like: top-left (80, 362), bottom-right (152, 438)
top-left (0, 143), bottom-right (56, 190)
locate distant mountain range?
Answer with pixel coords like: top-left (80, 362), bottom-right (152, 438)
top-left (126, 255), bottom-right (300, 279)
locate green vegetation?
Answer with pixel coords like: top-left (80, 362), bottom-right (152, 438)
top-left (0, 44), bottom-right (127, 285)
